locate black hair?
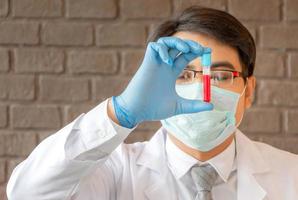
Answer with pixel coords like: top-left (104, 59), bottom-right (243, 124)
top-left (148, 6), bottom-right (256, 77)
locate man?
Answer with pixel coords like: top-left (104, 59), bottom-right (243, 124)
top-left (7, 6), bottom-right (298, 200)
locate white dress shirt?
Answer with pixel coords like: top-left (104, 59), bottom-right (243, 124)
top-left (166, 133), bottom-right (237, 199)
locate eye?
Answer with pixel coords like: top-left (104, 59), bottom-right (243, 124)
top-left (211, 71), bottom-right (232, 82)
top-left (178, 70), bottom-right (193, 80)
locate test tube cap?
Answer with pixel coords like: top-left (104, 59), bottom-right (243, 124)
top-left (202, 52), bottom-right (211, 67)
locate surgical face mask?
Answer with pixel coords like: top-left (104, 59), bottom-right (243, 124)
top-left (161, 82), bottom-right (246, 152)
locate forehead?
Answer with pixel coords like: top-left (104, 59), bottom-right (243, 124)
top-left (173, 31), bottom-right (242, 72)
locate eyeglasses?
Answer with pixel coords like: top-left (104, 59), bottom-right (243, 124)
top-left (176, 69), bottom-right (244, 88)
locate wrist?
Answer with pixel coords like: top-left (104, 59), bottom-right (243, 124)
top-left (107, 98), bottom-right (120, 125)
top-left (112, 96), bottom-right (137, 128)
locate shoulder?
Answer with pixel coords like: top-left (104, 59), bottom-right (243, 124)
top-left (254, 140), bottom-right (298, 163)
top-left (236, 130), bottom-right (298, 170)
top-left (253, 140), bottom-right (298, 174)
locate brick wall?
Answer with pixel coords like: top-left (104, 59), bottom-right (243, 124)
top-left (0, 0), bottom-right (298, 198)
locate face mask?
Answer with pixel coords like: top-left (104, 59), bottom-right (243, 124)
top-left (161, 82), bottom-right (246, 152)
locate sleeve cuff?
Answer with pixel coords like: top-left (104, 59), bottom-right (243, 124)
top-left (65, 98), bottom-right (136, 161)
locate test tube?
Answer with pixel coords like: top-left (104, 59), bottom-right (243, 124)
top-left (202, 52), bottom-right (211, 103)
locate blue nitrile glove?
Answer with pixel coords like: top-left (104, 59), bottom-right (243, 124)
top-left (112, 37), bottom-right (213, 128)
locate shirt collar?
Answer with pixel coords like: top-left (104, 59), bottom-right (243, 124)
top-left (165, 133), bottom-right (236, 183)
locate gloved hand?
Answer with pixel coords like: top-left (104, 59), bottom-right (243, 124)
top-left (112, 36), bottom-right (213, 128)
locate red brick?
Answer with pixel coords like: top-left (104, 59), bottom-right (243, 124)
top-left (40, 76), bottom-right (89, 102)
top-left (94, 76), bottom-right (130, 101)
top-left (260, 25), bottom-right (298, 49)
top-left (37, 131), bottom-right (54, 144)
top-left (0, 49), bottom-right (9, 72)
top-left (0, 75), bottom-right (35, 100)
top-left (242, 24), bottom-right (257, 41)
top-left (0, 132), bottom-right (37, 156)
top-left (285, 0), bottom-right (298, 21)
top-left (96, 24), bottom-right (146, 47)
top-left (121, 50), bottom-right (144, 75)
top-left (0, 0), bottom-right (8, 17)
top-left (0, 22), bottom-right (38, 45)
top-left (7, 158), bottom-right (24, 181)
top-left (12, 0), bottom-right (62, 17)
top-left (0, 106), bottom-right (7, 128)
top-left (0, 183), bottom-right (7, 200)
top-left (11, 105), bottom-right (61, 129)
top-left (14, 48), bottom-right (64, 73)
top-left (254, 51), bottom-right (284, 77)
top-left (239, 108), bottom-right (281, 133)
top-left (42, 22), bottom-right (93, 46)
top-left (64, 104), bottom-right (95, 124)
top-left (288, 53), bottom-right (298, 78)
top-left (121, 0), bottom-right (171, 19)
top-left (66, 0), bottom-right (117, 18)
top-left (286, 110), bottom-right (298, 135)
top-left (67, 50), bottom-right (118, 74)
top-left (257, 80), bottom-right (298, 106)
top-left (229, 0), bottom-right (280, 21)
top-left (0, 160), bottom-right (5, 184)
top-left (173, 0), bottom-right (226, 12)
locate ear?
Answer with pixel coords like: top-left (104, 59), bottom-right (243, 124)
top-left (244, 76), bottom-right (256, 109)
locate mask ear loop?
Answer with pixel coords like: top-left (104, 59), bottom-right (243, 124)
top-left (239, 78), bottom-right (248, 98)
top-left (236, 77), bottom-right (248, 127)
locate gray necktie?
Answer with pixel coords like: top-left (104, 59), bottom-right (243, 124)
top-left (190, 164), bottom-right (218, 200)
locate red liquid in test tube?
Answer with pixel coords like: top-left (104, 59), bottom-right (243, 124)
top-left (203, 73), bottom-right (211, 102)
top-left (202, 52), bottom-right (211, 103)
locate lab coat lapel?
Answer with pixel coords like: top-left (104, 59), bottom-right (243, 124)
top-left (235, 130), bottom-right (271, 200)
top-left (136, 128), bottom-right (177, 199)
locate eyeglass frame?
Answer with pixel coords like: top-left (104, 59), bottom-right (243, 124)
top-left (178, 68), bottom-right (247, 85)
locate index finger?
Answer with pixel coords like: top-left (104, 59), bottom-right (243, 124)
top-left (157, 37), bottom-right (190, 54)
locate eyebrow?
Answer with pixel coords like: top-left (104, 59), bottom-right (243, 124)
top-left (186, 61), bottom-right (236, 71)
top-left (211, 61), bottom-right (236, 70)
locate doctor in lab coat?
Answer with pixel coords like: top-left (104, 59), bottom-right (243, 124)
top-left (6, 6), bottom-right (298, 200)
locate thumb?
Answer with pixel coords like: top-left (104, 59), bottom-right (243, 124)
top-left (175, 97), bottom-right (214, 115)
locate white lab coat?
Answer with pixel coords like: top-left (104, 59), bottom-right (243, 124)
top-left (6, 99), bottom-right (298, 200)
